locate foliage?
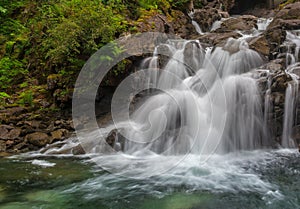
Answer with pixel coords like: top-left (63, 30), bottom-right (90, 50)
top-left (0, 0), bottom-right (183, 108)
top-left (18, 90), bottom-right (33, 106)
top-left (0, 57), bottom-right (27, 91)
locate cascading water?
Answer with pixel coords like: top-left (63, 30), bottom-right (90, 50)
top-left (107, 37), bottom-right (268, 157)
top-left (278, 31), bottom-right (300, 147)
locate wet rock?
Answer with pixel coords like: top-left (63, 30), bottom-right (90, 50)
top-left (0, 126), bottom-right (9, 139)
top-left (197, 31), bottom-right (241, 46)
top-left (216, 15), bottom-right (257, 32)
top-left (249, 35), bottom-right (270, 57)
top-left (157, 44), bottom-right (173, 69)
top-left (50, 129), bottom-right (69, 141)
top-left (106, 129), bottom-right (125, 151)
top-left (291, 125), bottom-right (300, 147)
top-left (271, 73), bottom-right (290, 92)
top-left (269, 18), bottom-right (300, 30)
top-left (264, 27), bottom-right (286, 58)
top-left (274, 2), bottom-right (300, 20)
top-left (0, 141), bottom-right (6, 152)
top-left (72, 144), bottom-right (85, 155)
top-left (170, 10), bottom-right (193, 38)
top-left (262, 59), bottom-right (285, 72)
top-left (193, 8), bottom-right (221, 32)
top-left (183, 41), bottom-right (204, 73)
top-left (25, 132), bottom-right (50, 147)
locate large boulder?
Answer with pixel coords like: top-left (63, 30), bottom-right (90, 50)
top-left (25, 132), bottom-right (50, 147)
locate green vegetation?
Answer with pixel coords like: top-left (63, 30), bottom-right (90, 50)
top-left (0, 0), bottom-right (189, 107)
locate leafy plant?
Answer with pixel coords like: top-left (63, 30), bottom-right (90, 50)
top-left (18, 90), bottom-right (33, 106)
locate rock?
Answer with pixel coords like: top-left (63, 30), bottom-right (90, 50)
top-left (216, 15), bottom-right (257, 32)
top-left (105, 129), bottom-right (125, 151)
top-left (72, 144), bottom-right (85, 155)
top-left (291, 125), bottom-right (300, 145)
top-left (0, 141), bottom-right (6, 152)
top-left (275, 19), bottom-right (300, 30)
top-left (0, 107), bottom-right (26, 117)
top-left (50, 129), bottom-right (69, 141)
top-left (0, 127), bottom-right (21, 140)
top-left (197, 31), bottom-right (241, 46)
top-left (0, 126), bottom-right (9, 139)
top-left (14, 142), bottom-right (27, 150)
top-left (24, 120), bottom-right (41, 129)
top-left (184, 41), bottom-right (204, 72)
top-left (262, 59), bottom-right (285, 72)
top-left (249, 35), bottom-right (270, 57)
top-left (137, 12), bottom-right (174, 34)
top-left (271, 73), bottom-right (290, 92)
top-left (264, 27), bottom-right (286, 58)
top-left (274, 2), bottom-right (300, 20)
top-left (157, 44), bottom-right (173, 69)
top-left (25, 132), bottom-right (50, 147)
top-left (170, 10), bottom-right (194, 38)
top-left (193, 8), bottom-right (221, 32)
top-left (6, 128), bottom-right (21, 140)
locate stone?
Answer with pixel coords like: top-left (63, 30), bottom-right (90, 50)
top-left (249, 35), bottom-right (270, 57)
top-left (50, 129), bottom-right (69, 141)
top-left (24, 120), bottom-right (41, 129)
top-left (6, 128), bottom-right (21, 140)
top-left (0, 126), bottom-right (9, 139)
top-left (25, 132), bottom-right (50, 147)
top-left (290, 125), bottom-right (300, 150)
top-left (72, 144), bottom-right (85, 155)
top-left (197, 31), bottom-right (241, 46)
top-left (264, 27), bottom-right (286, 57)
top-left (269, 18), bottom-right (300, 30)
top-left (184, 41), bottom-right (204, 72)
top-left (157, 44), bottom-right (173, 69)
top-left (193, 7), bottom-right (221, 32)
top-left (275, 2), bottom-right (300, 20)
top-left (215, 15), bottom-right (257, 32)
top-left (0, 141), bottom-right (6, 152)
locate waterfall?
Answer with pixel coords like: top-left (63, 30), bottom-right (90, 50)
top-left (279, 31), bottom-right (300, 147)
top-left (188, 11), bottom-right (204, 35)
top-left (109, 37), bottom-right (268, 155)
